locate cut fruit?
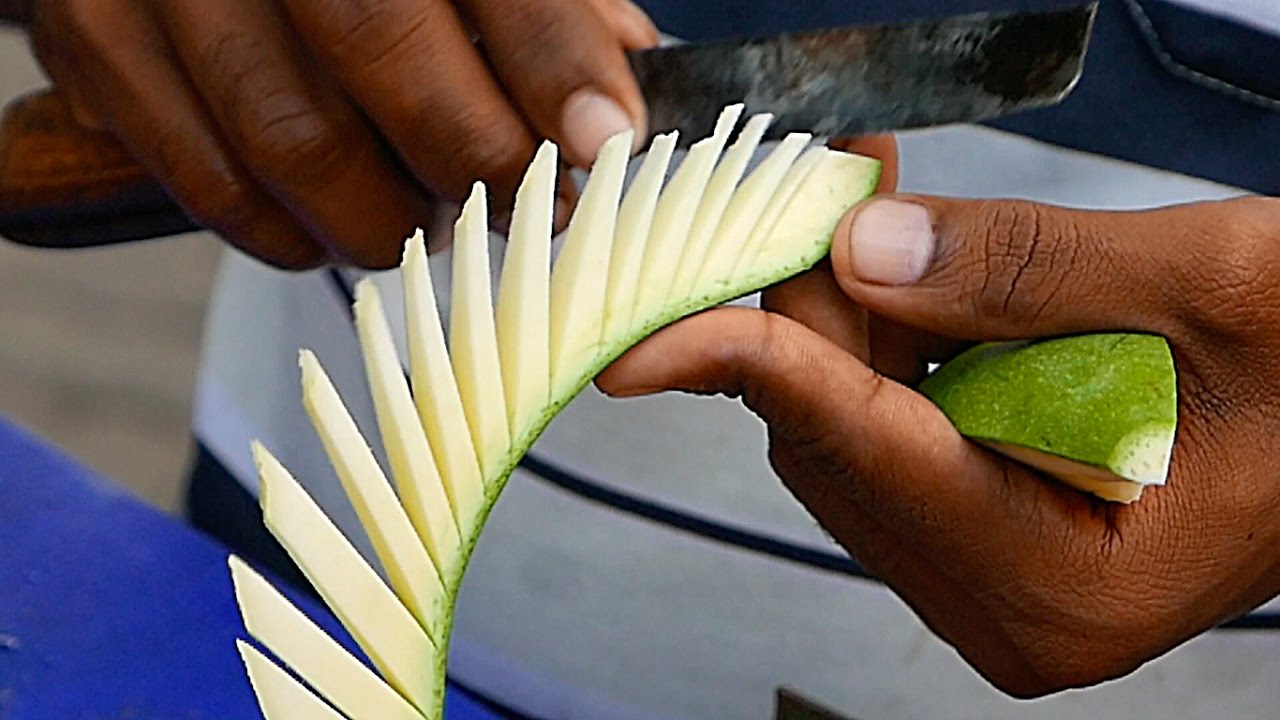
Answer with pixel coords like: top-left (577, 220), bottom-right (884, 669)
top-left (750, 151), bottom-right (881, 275)
top-left (604, 131), bottom-right (679, 342)
top-left (667, 112), bottom-right (773, 302)
top-left (299, 349), bottom-right (445, 629)
top-left (632, 104), bottom-right (743, 326)
top-left (918, 334), bottom-right (1179, 503)
top-left (729, 147), bottom-right (825, 279)
top-left (402, 232), bottom-right (485, 536)
top-left (354, 280), bottom-right (460, 580)
top-left (253, 442), bottom-right (439, 713)
top-left (238, 640), bottom-right (348, 720)
top-left (496, 141), bottom-right (557, 439)
top-left (449, 184), bottom-right (511, 480)
top-left (230, 556), bottom-right (427, 720)
top-left (233, 107), bottom-right (887, 720)
top-left (548, 130), bottom-right (633, 397)
top-left (695, 132), bottom-right (811, 290)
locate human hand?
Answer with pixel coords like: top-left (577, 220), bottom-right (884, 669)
top-left (28, 0), bottom-right (656, 268)
top-left (598, 159), bottom-right (1280, 697)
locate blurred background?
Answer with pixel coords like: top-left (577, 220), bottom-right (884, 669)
top-left (0, 26), bottom-right (219, 513)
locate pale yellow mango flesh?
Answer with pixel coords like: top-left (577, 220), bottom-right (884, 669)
top-left (254, 443), bottom-right (439, 713)
top-left (299, 350), bottom-right (445, 629)
top-left (238, 640), bottom-right (349, 720)
top-left (402, 233), bottom-right (486, 536)
top-left (496, 141), bottom-right (557, 438)
top-left (549, 130), bottom-right (634, 397)
top-left (449, 184), bottom-right (511, 480)
top-left (232, 110), bottom-right (883, 720)
top-left (354, 280), bottom-right (461, 580)
top-left (230, 556), bottom-right (427, 720)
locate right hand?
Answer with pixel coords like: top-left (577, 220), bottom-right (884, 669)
top-left (28, 0), bottom-right (657, 268)
top-left (601, 184), bottom-right (1280, 697)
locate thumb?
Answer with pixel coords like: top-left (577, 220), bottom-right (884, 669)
top-left (828, 194), bottom-right (1251, 341)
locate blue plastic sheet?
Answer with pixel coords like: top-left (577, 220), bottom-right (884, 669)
top-left (0, 417), bottom-right (498, 719)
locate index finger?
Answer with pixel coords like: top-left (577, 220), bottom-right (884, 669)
top-left (458, 0), bottom-right (649, 168)
top-left (597, 307), bottom-right (1094, 579)
top-left (280, 0), bottom-right (538, 214)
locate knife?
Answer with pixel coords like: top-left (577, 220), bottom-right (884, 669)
top-left (637, 3), bottom-right (1097, 144)
top-left (774, 687), bottom-right (861, 720)
top-left (0, 3), bottom-right (1096, 249)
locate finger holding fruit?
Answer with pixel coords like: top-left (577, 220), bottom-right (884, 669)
top-left (599, 191), bottom-right (1280, 698)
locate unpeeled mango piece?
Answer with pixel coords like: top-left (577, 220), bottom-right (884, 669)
top-left (919, 334), bottom-right (1179, 503)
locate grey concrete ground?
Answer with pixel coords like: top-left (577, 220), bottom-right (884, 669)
top-left (0, 27), bottom-right (219, 512)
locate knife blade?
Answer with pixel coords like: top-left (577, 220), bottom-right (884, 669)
top-left (774, 687), bottom-right (861, 720)
top-left (632, 2), bottom-right (1096, 146)
top-left (0, 3), bottom-right (1097, 248)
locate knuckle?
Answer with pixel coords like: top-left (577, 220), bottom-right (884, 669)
top-left (974, 631), bottom-right (1109, 699)
top-left (441, 110), bottom-right (529, 194)
top-left (59, 0), bottom-right (104, 42)
top-left (28, 0), bottom-right (64, 65)
top-left (1175, 198), bottom-right (1280, 341)
top-left (505, 2), bottom-right (571, 41)
top-left (970, 200), bottom-right (1080, 324)
top-left (248, 106), bottom-right (353, 190)
top-left (326, 1), bottom-right (438, 74)
top-left (1207, 198), bottom-right (1280, 278)
top-left (199, 30), bottom-right (265, 88)
top-left (978, 572), bottom-right (1161, 699)
top-left (59, 0), bottom-right (159, 66)
top-left (185, 179), bottom-right (329, 273)
top-left (490, 5), bottom-right (575, 69)
top-left (857, 534), bottom-right (911, 582)
top-left (161, 159), bottom-right (264, 235)
top-left (197, 32), bottom-right (354, 190)
top-left (183, 180), bottom-right (264, 236)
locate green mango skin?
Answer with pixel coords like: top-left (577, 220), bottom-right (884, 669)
top-left (918, 333), bottom-right (1178, 488)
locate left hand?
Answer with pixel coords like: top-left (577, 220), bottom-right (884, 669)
top-left (596, 139), bottom-right (1280, 698)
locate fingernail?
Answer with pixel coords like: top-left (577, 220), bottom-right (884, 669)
top-left (848, 199), bottom-right (935, 285)
top-left (560, 89), bottom-right (635, 166)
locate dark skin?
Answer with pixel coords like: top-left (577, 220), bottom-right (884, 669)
top-left (10, 0), bottom-right (1280, 699)
top-left (599, 140), bottom-right (1280, 697)
top-left (19, 0), bottom-right (656, 268)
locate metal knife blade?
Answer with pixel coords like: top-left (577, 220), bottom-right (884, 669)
top-left (0, 4), bottom-right (1097, 248)
top-left (629, 3), bottom-right (1098, 145)
top-left (774, 687), bottom-right (861, 720)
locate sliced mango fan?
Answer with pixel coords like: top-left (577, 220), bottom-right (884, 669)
top-left (227, 104), bottom-right (882, 720)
